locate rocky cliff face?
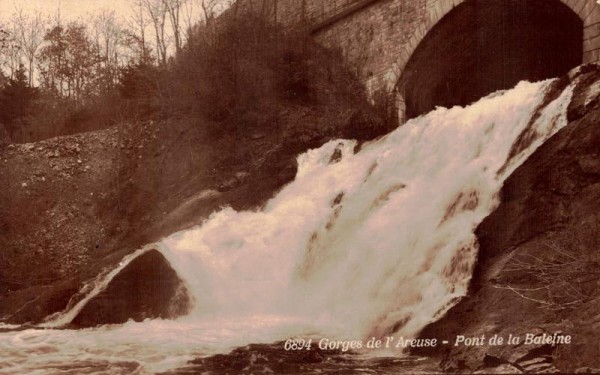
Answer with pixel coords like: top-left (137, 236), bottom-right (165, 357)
top-left (414, 65), bottom-right (600, 373)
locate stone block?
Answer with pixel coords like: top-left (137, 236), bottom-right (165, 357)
top-left (395, 57), bottom-right (408, 75)
top-left (416, 23), bottom-right (427, 41)
top-left (574, 0), bottom-right (588, 17)
top-left (579, 0), bottom-right (597, 21)
top-left (583, 34), bottom-right (600, 52)
top-left (439, 0), bottom-right (454, 19)
top-left (583, 48), bottom-right (600, 63)
top-left (584, 21), bottom-right (600, 40)
top-left (564, 0), bottom-right (580, 13)
top-left (427, 3), bottom-right (442, 24)
top-left (409, 33), bottom-right (419, 51)
top-left (413, 23), bottom-right (425, 41)
top-left (584, 9), bottom-right (600, 27)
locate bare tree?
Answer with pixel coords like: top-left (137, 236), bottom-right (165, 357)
top-left (197, 0), bottom-right (233, 46)
top-left (128, 0), bottom-right (151, 63)
top-left (493, 234), bottom-right (600, 311)
top-left (164, 0), bottom-right (184, 54)
top-left (200, 0), bottom-right (220, 27)
top-left (0, 23), bottom-right (22, 79)
top-left (0, 25), bottom-right (8, 50)
top-left (89, 10), bottom-right (126, 92)
top-left (182, 0), bottom-right (195, 38)
top-left (0, 25), bottom-right (10, 78)
top-left (12, 7), bottom-right (46, 86)
top-left (143, 0), bottom-right (169, 65)
top-left (90, 10), bottom-right (123, 62)
top-left (53, 0), bottom-right (63, 28)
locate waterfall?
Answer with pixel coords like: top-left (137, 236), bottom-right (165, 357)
top-left (0, 79), bottom-right (573, 374)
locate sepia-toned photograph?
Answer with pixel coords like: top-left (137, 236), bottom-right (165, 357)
top-left (0, 0), bottom-right (599, 373)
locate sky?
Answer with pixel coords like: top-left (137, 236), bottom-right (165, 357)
top-left (0, 0), bottom-right (133, 21)
top-left (0, 0), bottom-right (212, 81)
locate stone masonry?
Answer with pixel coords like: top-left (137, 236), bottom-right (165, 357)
top-left (243, 0), bottom-right (600, 121)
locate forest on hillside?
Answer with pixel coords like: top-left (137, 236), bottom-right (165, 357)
top-left (0, 0), bottom-right (236, 143)
top-left (1, 0), bottom-right (360, 144)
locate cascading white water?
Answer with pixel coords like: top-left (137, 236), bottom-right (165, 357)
top-left (0, 80), bottom-right (573, 374)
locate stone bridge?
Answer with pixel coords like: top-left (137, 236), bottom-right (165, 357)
top-left (247, 0), bottom-right (600, 122)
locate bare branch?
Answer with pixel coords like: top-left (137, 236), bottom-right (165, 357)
top-left (12, 6), bottom-right (47, 85)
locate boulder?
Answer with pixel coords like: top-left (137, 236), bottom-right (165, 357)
top-left (70, 249), bottom-right (190, 327)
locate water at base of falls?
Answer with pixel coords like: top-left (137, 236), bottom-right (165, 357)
top-left (0, 79), bottom-right (574, 374)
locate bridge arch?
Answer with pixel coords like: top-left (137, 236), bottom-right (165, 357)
top-left (254, 0), bottom-right (600, 122)
top-left (392, 0), bottom-right (600, 120)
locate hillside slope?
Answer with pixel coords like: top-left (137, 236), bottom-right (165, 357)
top-left (0, 77), bottom-right (386, 324)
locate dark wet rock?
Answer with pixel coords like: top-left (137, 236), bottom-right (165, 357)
top-left (159, 342), bottom-right (440, 375)
top-left (0, 278), bottom-right (80, 324)
top-left (216, 176), bottom-right (243, 192)
top-left (329, 142), bottom-right (346, 164)
top-left (567, 64), bottom-right (600, 122)
top-left (578, 154), bottom-right (600, 175)
top-left (412, 67), bottom-right (600, 373)
top-left (70, 250), bottom-right (190, 327)
top-left (575, 367), bottom-right (600, 374)
top-left (331, 192), bottom-right (344, 206)
top-left (474, 363), bottom-right (522, 374)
